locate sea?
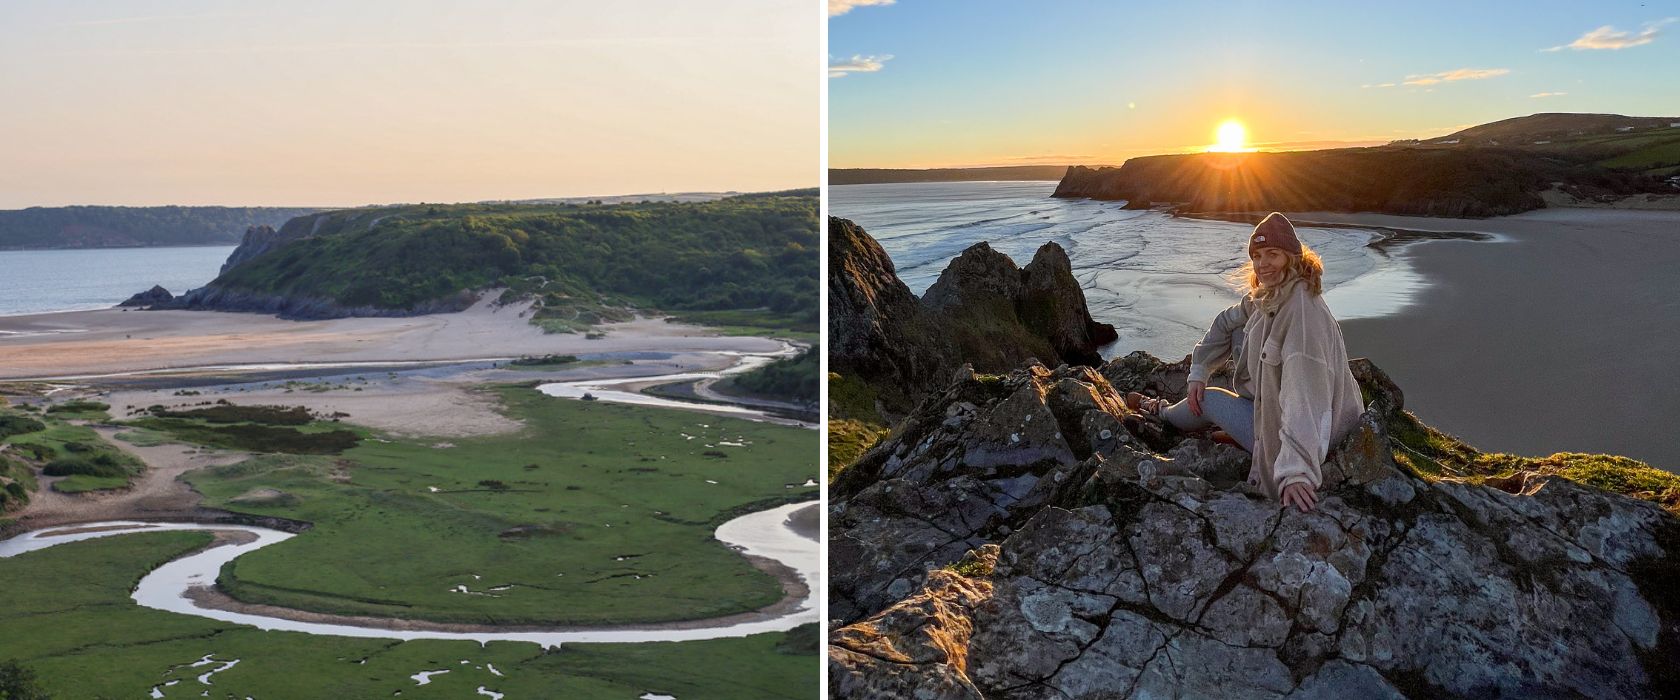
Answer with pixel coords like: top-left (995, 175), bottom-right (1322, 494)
top-left (0, 245), bottom-right (235, 317)
top-left (829, 181), bottom-right (1428, 360)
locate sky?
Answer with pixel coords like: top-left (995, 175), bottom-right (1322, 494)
top-left (0, 0), bottom-right (818, 207)
top-left (829, 0), bottom-right (1680, 169)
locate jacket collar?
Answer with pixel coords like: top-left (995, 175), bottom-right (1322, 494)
top-left (1254, 275), bottom-right (1303, 314)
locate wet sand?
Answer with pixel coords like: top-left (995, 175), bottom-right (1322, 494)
top-left (0, 295), bottom-right (782, 380)
top-left (1283, 209), bottom-right (1680, 471)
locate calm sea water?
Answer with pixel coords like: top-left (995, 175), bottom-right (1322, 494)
top-left (0, 246), bottom-right (234, 316)
top-left (830, 181), bottom-right (1425, 359)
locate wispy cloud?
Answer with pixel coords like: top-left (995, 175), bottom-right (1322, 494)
top-left (1360, 82), bottom-right (1397, 88)
top-left (830, 0), bottom-right (895, 17)
top-left (1543, 18), bottom-right (1675, 51)
top-left (1530, 91), bottom-right (1568, 98)
top-left (1399, 68), bottom-right (1510, 86)
top-left (829, 54), bottom-right (892, 78)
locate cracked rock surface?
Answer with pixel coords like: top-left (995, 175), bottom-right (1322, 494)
top-left (829, 356), bottom-right (1680, 699)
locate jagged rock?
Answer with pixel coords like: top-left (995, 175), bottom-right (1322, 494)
top-left (221, 223), bottom-right (300, 275)
top-left (829, 355), bottom-right (1680, 699)
top-left (829, 217), bottom-right (952, 419)
top-left (117, 284), bottom-right (172, 307)
top-left (828, 217), bottom-right (1117, 421)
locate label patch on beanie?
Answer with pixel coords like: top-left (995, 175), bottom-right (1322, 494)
top-left (1255, 235), bottom-right (1266, 242)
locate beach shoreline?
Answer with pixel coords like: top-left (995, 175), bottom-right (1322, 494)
top-left (0, 295), bottom-right (785, 380)
top-left (1282, 208), bottom-right (1680, 470)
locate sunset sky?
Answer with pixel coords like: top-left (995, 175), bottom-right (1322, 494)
top-left (0, 0), bottom-right (817, 208)
top-left (829, 0), bottom-right (1680, 168)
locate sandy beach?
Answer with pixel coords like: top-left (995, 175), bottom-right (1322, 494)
top-left (0, 295), bottom-right (783, 380)
top-left (1281, 208), bottom-right (1680, 470)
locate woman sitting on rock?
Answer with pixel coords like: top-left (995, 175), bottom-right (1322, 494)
top-left (1126, 212), bottom-right (1364, 513)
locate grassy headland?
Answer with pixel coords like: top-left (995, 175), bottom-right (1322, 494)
top-left (1054, 114), bottom-right (1679, 216)
top-left (196, 191), bottom-right (817, 335)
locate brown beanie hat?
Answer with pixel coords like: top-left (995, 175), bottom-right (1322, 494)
top-left (1248, 212), bottom-right (1302, 257)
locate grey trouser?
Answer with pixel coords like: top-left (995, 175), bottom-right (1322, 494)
top-left (1159, 386), bottom-right (1255, 452)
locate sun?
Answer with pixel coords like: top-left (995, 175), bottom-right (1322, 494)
top-left (1208, 119), bottom-right (1250, 152)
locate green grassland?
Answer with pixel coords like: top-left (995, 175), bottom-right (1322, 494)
top-left (173, 386), bottom-right (817, 626)
top-left (1518, 128), bottom-right (1680, 171)
top-left (0, 409), bottom-right (144, 495)
top-left (0, 532), bottom-right (816, 699)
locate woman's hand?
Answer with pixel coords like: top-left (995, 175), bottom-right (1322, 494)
top-left (1280, 482), bottom-right (1318, 513)
top-left (1187, 380), bottom-right (1206, 417)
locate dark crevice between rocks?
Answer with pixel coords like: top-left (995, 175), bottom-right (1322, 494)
top-left (1626, 518), bottom-right (1680, 693)
top-left (1118, 626), bottom-right (1181, 700)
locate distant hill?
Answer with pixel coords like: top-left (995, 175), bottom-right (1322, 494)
top-left (1439, 113), bottom-right (1680, 145)
top-left (831, 166), bottom-right (1078, 185)
top-left (0, 206), bottom-right (322, 250)
top-left (1054, 113), bottom-right (1680, 217)
top-left (165, 191), bottom-right (818, 333)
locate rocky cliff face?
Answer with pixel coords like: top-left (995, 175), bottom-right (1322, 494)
top-left (828, 355), bottom-right (1680, 699)
top-left (829, 217), bottom-right (953, 418)
top-left (219, 218), bottom-right (322, 275)
top-left (828, 217), bottom-right (1117, 420)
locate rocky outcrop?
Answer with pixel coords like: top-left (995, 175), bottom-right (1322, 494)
top-left (117, 285), bottom-right (173, 308)
top-left (828, 355), bottom-right (1680, 699)
top-left (828, 217), bottom-right (1117, 420)
top-left (829, 217), bottom-right (953, 418)
top-left (221, 224), bottom-right (287, 275)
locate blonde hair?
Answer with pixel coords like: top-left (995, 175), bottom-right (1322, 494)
top-left (1226, 246), bottom-right (1324, 300)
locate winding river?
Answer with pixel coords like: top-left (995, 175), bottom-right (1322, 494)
top-left (534, 344), bottom-right (808, 425)
top-left (0, 348), bottom-right (820, 647)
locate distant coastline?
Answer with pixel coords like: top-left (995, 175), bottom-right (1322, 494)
top-left (830, 165), bottom-right (1085, 185)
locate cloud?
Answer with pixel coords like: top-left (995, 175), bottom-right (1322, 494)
top-left (1530, 91), bottom-right (1568, 98)
top-left (1398, 68), bottom-right (1509, 86)
top-left (1543, 18), bottom-right (1675, 51)
top-left (829, 54), bottom-right (892, 78)
top-left (830, 0), bottom-right (895, 17)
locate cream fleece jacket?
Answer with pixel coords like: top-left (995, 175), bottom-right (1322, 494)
top-left (1187, 278), bottom-right (1364, 498)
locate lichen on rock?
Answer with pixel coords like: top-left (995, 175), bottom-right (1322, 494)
top-left (829, 352), bottom-right (1680, 699)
